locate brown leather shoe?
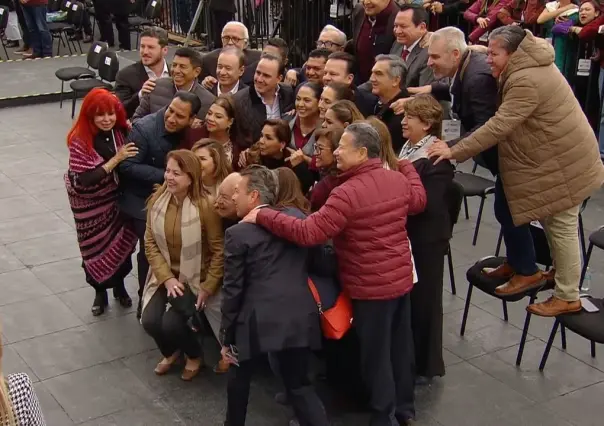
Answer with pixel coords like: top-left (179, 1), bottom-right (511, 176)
top-left (494, 271), bottom-right (544, 296)
top-left (482, 262), bottom-right (515, 280)
top-left (181, 358), bottom-right (202, 381)
top-left (526, 296), bottom-right (582, 317)
top-left (543, 268), bottom-right (556, 283)
top-left (154, 359), bottom-right (174, 376)
top-left (213, 359), bottom-right (230, 374)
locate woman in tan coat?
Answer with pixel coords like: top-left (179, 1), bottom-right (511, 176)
top-left (429, 26), bottom-right (604, 317)
top-left (141, 150), bottom-right (224, 381)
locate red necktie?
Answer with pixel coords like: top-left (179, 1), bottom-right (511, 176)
top-left (402, 49), bottom-right (410, 61)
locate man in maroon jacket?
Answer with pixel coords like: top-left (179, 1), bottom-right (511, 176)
top-left (19, 0), bottom-right (51, 58)
top-left (242, 123), bottom-right (427, 426)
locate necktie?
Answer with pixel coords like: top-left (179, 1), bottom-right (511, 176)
top-left (402, 49), bottom-right (410, 62)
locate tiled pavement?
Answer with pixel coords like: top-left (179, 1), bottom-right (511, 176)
top-left (1, 103), bottom-right (604, 426)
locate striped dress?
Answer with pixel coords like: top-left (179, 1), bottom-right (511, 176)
top-left (65, 132), bottom-right (138, 284)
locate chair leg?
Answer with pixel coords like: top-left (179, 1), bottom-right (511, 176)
top-left (447, 245), bottom-right (456, 295)
top-left (591, 340), bottom-right (596, 358)
top-left (578, 213), bottom-right (586, 261)
top-left (516, 294), bottom-right (537, 366)
top-left (463, 196), bottom-right (469, 220)
top-left (579, 243), bottom-right (593, 290)
top-left (472, 196), bottom-right (486, 246)
top-left (539, 319), bottom-right (560, 371)
top-left (560, 324), bottom-right (567, 350)
top-left (71, 90), bottom-right (77, 118)
top-left (1, 40), bottom-right (8, 60)
top-left (59, 81), bottom-right (64, 108)
top-left (495, 228), bottom-right (503, 257)
top-left (502, 300), bottom-right (509, 322)
top-left (460, 283), bottom-right (474, 336)
top-left (472, 162), bottom-right (478, 174)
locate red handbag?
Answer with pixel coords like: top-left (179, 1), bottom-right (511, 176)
top-left (307, 278), bottom-right (353, 340)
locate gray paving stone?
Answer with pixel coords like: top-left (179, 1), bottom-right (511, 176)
top-left (33, 382), bottom-right (75, 426)
top-left (544, 381), bottom-right (604, 426)
top-left (0, 244), bottom-right (25, 273)
top-left (1, 152), bottom-right (63, 178)
top-left (53, 208), bottom-right (76, 229)
top-left (43, 360), bottom-right (157, 424)
top-left (12, 326), bottom-right (116, 380)
top-left (0, 173), bottom-right (26, 199)
top-left (17, 169), bottom-right (67, 194)
top-left (79, 399), bottom-right (184, 425)
top-left (7, 232), bottom-right (79, 266)
top-left (1, 344), bottom-right (38, 381)
top-left (0, 295), bottom-right (83, 343)
top-left (86, 313), bottom-right (156, 359)
top-left (0, 268), bottom-right (52, 306)
top-left (32, 188), bottom-right (71, 212)
top-left (30, 257), bottom-right (87, 294)
top-left (0, 194), bottom-right (48, 221)
top-left (0, 213), bottom-right (72, 244)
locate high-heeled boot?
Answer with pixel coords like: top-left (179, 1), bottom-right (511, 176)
top-left (91, 290), bottom-right (109, 316)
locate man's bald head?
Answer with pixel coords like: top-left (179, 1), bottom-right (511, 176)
top-left (215, 172), bottom-right (242, 219)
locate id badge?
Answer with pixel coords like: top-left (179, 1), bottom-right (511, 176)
top-left (330, 0), bottom-right (337, 17)
top-left (577, 59), bottom-right (591, 77)
top-left (442, 119), bottom-right (461, 141)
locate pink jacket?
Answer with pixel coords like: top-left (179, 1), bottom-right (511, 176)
top-left (464, 0), bottom-right (514, 43)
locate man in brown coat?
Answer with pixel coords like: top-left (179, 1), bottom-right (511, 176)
top-left (429, 26), bottom-right (604, 316)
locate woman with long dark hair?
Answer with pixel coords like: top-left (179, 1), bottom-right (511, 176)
top-left (65, 88), bottom-right (139, 316)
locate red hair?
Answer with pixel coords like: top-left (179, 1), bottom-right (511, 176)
top-left (67, 88), bottom-right (128, 152)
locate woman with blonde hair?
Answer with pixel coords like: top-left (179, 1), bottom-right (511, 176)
top-left (1, 331), bottom-right (45, 425)
top-left (322, 100), bottom-right (364, 129)
top-left (192, 139), bottom-right (233, 198)
top-left (274, 167), bottom-right (311, 214)
top-left (362, 116), bottom-right (399, 170)
top-left (141, 150), bottom-right (224, 381)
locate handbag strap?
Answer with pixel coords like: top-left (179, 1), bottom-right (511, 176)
top-left (307, 278), bottom-right (324, 314)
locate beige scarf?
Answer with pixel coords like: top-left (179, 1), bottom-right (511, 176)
top-left (142, 191), bottom-right (203, 311)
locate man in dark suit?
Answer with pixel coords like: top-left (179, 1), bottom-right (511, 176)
top-left (200, 47), bottom-right (248, 96)
top-left (352, 0), bottom-right (400, 83)
top-left (115, 27), bottom-right (170, 119)
top-left (241, 37), bottom-right (289, 86)
top-left (233, 53), bottom-right (295, 144)
top-left (208, 0), bottom-right (236, 49)
top-left (219, 165), bottom-right (329, 426)
top-left (119, 92), bottom-right (201, 318)
top-left (200, 22), bottom-right (262, 83)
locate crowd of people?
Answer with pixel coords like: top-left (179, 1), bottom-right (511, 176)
top-left (2, 0), bottom-right (604, 425)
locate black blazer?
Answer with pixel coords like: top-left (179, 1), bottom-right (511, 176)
top-left (354, 86), bottom-right (379, 118)
top-left (407, 158), bottom-right (455, 246)
top-left (374, 89), bottom-right (410, 154)
top-left (431, 50), bottom-right (499, 174)
top-left (200, 48), bottom-right (262, 82)
top-left (209, 80), bottom-right (248, 96)
top-left (233, 84), bottom-right (295, 144)
top-left (220, 207), bottom-right (322, 361)
top-left (115, 61), bottom-right (149, 119)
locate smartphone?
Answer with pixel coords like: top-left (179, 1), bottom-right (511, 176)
top-left (224, 345), bottom-right (240, 367)
top-left (580, 297), bottom-right (600, 313)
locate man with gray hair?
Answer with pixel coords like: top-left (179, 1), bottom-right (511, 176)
top-left (371, 54), bottom-right (410, 152)
top-left (220, 164), bottom-right (329, 426)
top-left (243, 123), bottom-right (427, 425)
top-left (429, 26), bottom-right (604, 317)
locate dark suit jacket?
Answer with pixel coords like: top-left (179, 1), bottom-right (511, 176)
top-left (200, 48), bottom-right (262, 82)
top-left (390, 34), bottom-right (435, 88)
top-left (407, 158), bottom-right (454, 246)
top-left (118, 108), bottom-right (185, 220)
top-left (209, 80), bottom-right (248, 96)
top-left (431, 50), bottom-right (499, 175)
top-left (354, 86), bottom-right (379, 118)
top-left (220, 207), bottom-right (322, 361)
top-left (115, 61), bottom-right (149, 119)
top-left (375, 89), bottom-right (410, 154)
top-left (233, 84), bottom-right (295, 144)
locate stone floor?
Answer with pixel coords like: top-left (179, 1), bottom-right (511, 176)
top-left (1, 102), bottom-right (604, 426)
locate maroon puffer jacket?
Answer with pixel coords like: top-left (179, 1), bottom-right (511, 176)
top-left (257, 158), bottom-right (427, 300)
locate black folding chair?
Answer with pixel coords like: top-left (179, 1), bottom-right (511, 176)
top-left (48, 0), bottom-right (85, 56)
top-left (446, 180), bottom-right (465, 295)
top-left (0, 6), bottom-right (9, 60)
top-left (55, 41), bottom-right (108, 108)
top-left (69, 50), bottom-right (119, 118)
top-left (129, 0), bottom-right (163, 47)
top-left (460, 223), bottom-right (555, 366)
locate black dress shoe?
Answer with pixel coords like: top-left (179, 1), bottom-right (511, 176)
top-left (91, 290), bottom-right (108, 316)
top-left (113, 285), bottom-right (132, 308)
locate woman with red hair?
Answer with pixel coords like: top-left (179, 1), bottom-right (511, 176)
top-left (65, 88), bottom-right (139, 316)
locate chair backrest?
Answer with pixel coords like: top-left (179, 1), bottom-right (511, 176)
top-left (446, 180), bottom-right (465, 232)
top-left (145, 0), bottom-right (163, 20)
top-left (61, 0), bottom-right (73, 12)
top-left (98, 51), bottom-right (120, 83)
top-left (87, 41), bottom-right (108, 69)
top-left (48, 0), bottom-right (62, 12)
top-left (68, 1), bottom-right (84, 27)
top-left (0, 6), bottom-right (9, 32)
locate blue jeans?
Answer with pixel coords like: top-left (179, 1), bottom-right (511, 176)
top-left (598, 68), bottom-right (604, 158)
top-left (22, 4), bottom-right (52, 57)
top-left (494, 178), bottom-right (539, 276)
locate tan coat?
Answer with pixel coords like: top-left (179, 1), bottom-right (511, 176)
top-left (145, 196), bottom-right (224, 295)
top-left (451, 30), bottom-right (604, 226)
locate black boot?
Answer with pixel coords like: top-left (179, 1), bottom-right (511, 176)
top-left (113, 281), bottom-right (132, 308)
top-left (92, 290), bottom-right (108, 316)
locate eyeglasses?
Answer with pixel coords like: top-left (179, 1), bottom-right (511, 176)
top-left (316, 40), bottom-right (342, 49)
top-left (313, 145), bottom-right (328, 154)
top-left (222, 36), bottom-right (246, 44)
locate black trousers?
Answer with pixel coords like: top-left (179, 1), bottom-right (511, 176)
top-left (93, 0), bottom-right (131, 49)
top-left (209, 9), bottom-right (234, 49)
top-left (353, 294), bottom-right (415, 426)
top-left (141, 286), bottom-right (202, 358)
top-left (131, 218), bottom-right (150, 300)
top-left (410, 241), bottom-right (447, 378)
top-left (226, 348), bottom-right (330, 426)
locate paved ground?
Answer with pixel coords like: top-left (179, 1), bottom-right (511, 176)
top-left (1, 102), bottom-right (604, 426)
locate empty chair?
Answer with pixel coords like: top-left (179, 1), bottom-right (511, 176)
top-left (453, 161), bottom-right (496, 246)
top-left (446, 180), bottom-right (465, 295)
top-left (70, 50), bottom-right (119, 118)
top-left (128, 0), bottom-right (163, 47)
top-left (460, 223), bottom-right (554, 366)
top-left (0, 6), bottom-right (9, 60)
top-left (48, 1), bottom-right (85, 56)
top-left (55, 41), bottom-right (108, 108)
